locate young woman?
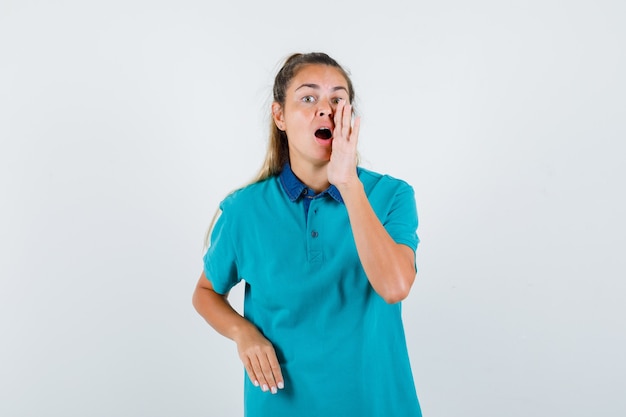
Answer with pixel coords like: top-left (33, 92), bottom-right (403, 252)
top-left (192, 52), bottom-right (422, 416)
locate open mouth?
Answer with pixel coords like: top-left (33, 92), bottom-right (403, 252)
top-left (314, 128), bottom-right (332, 140)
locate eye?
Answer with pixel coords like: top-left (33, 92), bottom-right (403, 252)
top-left (302, 95), bottom-right (316, 103)
top-left (331, 97), bottom-right (344, 105)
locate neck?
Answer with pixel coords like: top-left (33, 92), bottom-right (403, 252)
top-left (290, 161), bottom-right (330, 193)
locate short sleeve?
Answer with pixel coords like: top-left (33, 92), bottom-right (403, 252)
top-left (383, 181), bottom-right (419, 252)
top-left (202, 200), bottom-right (241, 295)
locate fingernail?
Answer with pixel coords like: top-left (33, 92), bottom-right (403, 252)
top-left (262, 384), bottom-right (269, 392)
top-left (278, 381), bottom-right (284, 389)
top-left (253, 380), bottom-right (259, 387)
top-left (271, 386), bottom-right (278, 394)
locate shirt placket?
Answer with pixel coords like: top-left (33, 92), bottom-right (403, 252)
top-left (306, 197), bottom-right (323, 264)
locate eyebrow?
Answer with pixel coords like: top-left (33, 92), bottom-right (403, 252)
top-left (294, 83), bottom-right (348, 93)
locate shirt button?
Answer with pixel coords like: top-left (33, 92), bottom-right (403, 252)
top-left (311, 231), bottom-right (319, 238)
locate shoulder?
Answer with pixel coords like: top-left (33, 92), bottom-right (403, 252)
top-left (219, 176), bottom-right (280, 211)
top-left (357, 167), bottom-right (414, 194)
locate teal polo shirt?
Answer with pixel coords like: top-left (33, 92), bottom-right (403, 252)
top-left (203, 164), bottom-right (421, 417)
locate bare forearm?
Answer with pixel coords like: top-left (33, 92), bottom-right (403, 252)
top-left (339, 181), bottom-right (416, 304)
top-left (192, 283), bottom-right (255, 342)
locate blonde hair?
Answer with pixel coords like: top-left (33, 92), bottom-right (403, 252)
top-left (204, 52), bottom-right (357, 249)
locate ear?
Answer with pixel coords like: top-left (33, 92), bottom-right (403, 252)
top-left (272, 102), bottom-right (285, 131)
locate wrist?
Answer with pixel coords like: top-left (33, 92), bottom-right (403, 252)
top-left (230, 319), bottom-right (257, 344)
top-left (336, 177), bottom-right (364, 200)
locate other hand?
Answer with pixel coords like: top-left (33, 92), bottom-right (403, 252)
top-left (235, 326), bottom-right (284, 394)
top-left (327, 101), bottom-right (361, 189)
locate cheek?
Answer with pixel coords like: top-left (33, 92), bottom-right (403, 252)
top-left (284, 110), bottom-right (310, 128)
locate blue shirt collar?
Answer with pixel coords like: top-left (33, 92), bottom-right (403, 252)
top-left (279, 163), bottom-right (344, 204)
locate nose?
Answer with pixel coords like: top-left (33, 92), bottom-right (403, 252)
top-left (317, 100), bottom-right (334, 118)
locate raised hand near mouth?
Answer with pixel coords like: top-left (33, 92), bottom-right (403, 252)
top-left (327, 100), bottom-right (361, 190)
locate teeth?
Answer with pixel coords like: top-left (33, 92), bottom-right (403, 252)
top-left (315, 128), bottom-right (332, 140)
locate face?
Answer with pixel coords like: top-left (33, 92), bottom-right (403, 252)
top-left (272, 64), bottom-right (351, 170)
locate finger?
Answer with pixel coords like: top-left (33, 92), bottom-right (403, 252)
top-left (250, 355), bottom-right (270, 392)
top-left (334, 100), bottom-right (346, 137)
top-left (350, 115), bottom-right (361, 144)
top-left (342, 104), bottom-right (352, 139)
top-left (242, 357), bottom-right (260, 387)
top-left (259, 352), bottom-right (278, 393)
top-left (266, 351), bottom-right (285, 391)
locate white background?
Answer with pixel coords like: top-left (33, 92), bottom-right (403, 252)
top-left (1, 0), bottom-right (624, 416)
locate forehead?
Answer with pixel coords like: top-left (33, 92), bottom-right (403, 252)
top-left (289, 64), bottom-right (349, 91)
